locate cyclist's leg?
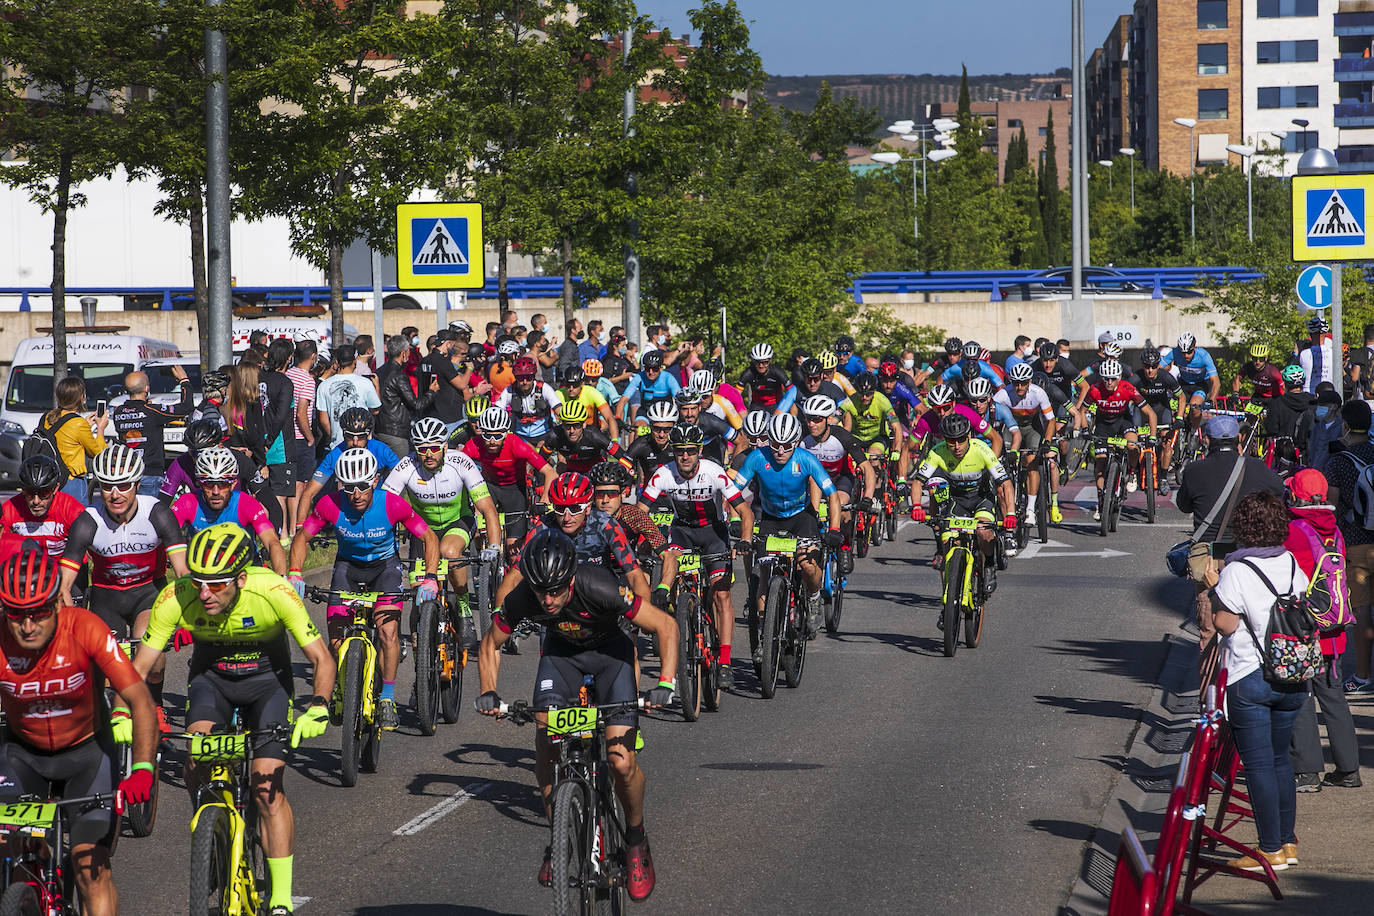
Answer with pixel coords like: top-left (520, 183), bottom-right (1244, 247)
top-left (126, 581), bottom-right (166, 709)
top-left (489, 482), bottom-right (529, 560)
top-left (370, 564), bottom-right (406, 685)
top-left (788, 511), bottom-right (825, 595)
top-left (1124, 428), bottom-right (1141, 474)
top-left (28, 738), bottom-right (119, 916)
top-left (238, 669), bottom-right (296, 909)
top-left (1021, 426), bottom-right (1042, 511)
top-left (700, 523), bottom-right (736, 662)
top-left (531, 646), bottom-right (587, 820)
top-left (183, 670), bottom-right (236, 796)
top-left (589, 636), bottom-right (645, 828)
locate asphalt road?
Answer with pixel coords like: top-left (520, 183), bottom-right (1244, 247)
top-left (114, 483), bottom-right (1193, 915)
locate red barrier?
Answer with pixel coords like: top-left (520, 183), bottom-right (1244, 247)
top-left (1108, 825), bottom-right (1158, 915)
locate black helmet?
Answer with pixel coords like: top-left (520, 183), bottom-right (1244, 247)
top-left (340, 407), bottom-right (375, 435)
top-left (853, 373), bottom-right (877, 394)
top-left (1038, 342), bottom-right (1058, 360)
top-left (1140, 347), bottom-right (1161, 367)
top-left (466, 342), bottom-right (487, 362)
top-left (563, 366), bottom-right (585, 386)
top-left (202, 370), bottom-right (229, 396)
top-left (588, 460), bottom-right (632, 490)
top-left (800, 357), bottom-right (822, 378)
top-left (835, 334), bottom-right (855, 353)
top-left (943, 337), bottom-right (963, 355)
top-left (960, 359), bottom-right (981, 380)
top-left (668, 423), bottom-right (705, 448)
top-left (186, 418), bottom-right (227, 451)
top-left (520, 528), bottom-right (578, 592)
top-left (18, 455), bottom-right (61, 492)
top-left (641, 350), bottom-right (665, 370)
top-left (939, 413), bottom-right (972, 440)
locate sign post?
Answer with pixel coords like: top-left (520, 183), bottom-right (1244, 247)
top-left (396, 201), bottom-right (486, 291)
top-left (1292, 156), bottom-right (1367, 361)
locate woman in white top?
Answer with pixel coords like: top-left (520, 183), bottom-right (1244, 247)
top-left (1204, 490), bottom-right (1311, 873)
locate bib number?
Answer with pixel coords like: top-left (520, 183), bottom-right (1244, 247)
top-left (948, 517), bottom-right (978, 531)
top-left (0, 802), bottom-right (55, 831)
top-left (650, 512), bottom-right (675, 527)
top-left (189, 734), bottom-right (248, 762)
top-left (1107, 436), bottom-right (1129, 448)
top-left (676, 553), bottom-right (701, 573)
top-left (764, 536), bottom-right (798, 554)
top-left (546, 706), bottom-right (598, 737)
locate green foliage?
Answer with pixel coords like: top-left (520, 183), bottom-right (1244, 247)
top-left (1039, 108), bottom-right (1062, 265)
top-left (850, 306), bottom-right (945, 358)
top-left (784, 81), bottom-right (880, 163)
top-left (1003, 126), bottom-right (1028, 184)
top-left (957, 64), bottom-right (970, 119)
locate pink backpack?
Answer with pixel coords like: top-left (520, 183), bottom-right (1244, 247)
top-left (1290, 519), bottom-right (1355, 631)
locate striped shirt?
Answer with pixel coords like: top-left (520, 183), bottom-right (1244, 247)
top-left (285, 366), bottom-right (316, 440)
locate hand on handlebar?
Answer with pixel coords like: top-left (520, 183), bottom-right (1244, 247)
top-left (643, 684), bottom-right (675, 709)
top-left (910, 506), bottom-right (926, 522)
top-left (1001, 514), bottom-right (1017, 530)
top-left (476, 691), bottom-right (502, 716)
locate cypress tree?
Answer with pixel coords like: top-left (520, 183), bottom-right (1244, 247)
top-left (1004, 125), bottom-right (1028, 184)
top-left (1039, 107), bottom-right (1062, 265)
top-left (957, 64), bottom-right (971, 120)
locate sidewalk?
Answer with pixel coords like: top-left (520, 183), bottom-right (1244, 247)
top-left (1062, 632), bottom-right (1374, 914)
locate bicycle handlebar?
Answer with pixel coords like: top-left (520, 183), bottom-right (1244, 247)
top-left (496, 697), bottom-right (648, 725)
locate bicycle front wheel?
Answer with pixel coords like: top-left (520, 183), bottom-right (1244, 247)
top-left (340, 641), bottom-right (366, 788)
top-left (125, 745), bottom-right (161, 837)
top-left (415, 600), bottom-right (441, 736)
top-left (551, 780), bottom-right (592, 916)
top-left (675, 592), bottom-right (701, 722)
top-left (188, 805), bottom-right (233, 916)
top-left (942, 549), bottom-right (964, 658)
top-left (759, 575), bottom-right (787, 699)
top-left (782, 585), bottom-right (806, 689)
top-left (1036, 464), bottom-right (1050, 543)
top-left (475, 556), bottom-right (500, 639)
top-left (824, 558), bottom-right (845, 634)
top-left (440, 608), bottom-right (463, 725)
top-left (1144, 451), bottom-right (1157, 524)
top-left (0, 882), bottom-right (40, 916)
top-left (1100, 461), bottom-right (1117, 538)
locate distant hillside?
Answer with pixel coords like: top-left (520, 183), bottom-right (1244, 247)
top-left (763, 70), bottom-right (1070, 125)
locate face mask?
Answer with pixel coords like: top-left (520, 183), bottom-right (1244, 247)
top-left (575, 329), bottom-right (585, 340)
top-left (618, 346), bottom-right (628, 356)
top-left (1316, 405), bottom-right (1332, 420)
top-left (1060, 350), bottom-right (1071, 359)
top-left (1021, 345), bottom-right (1034, 357)
top-left (411, 336), bottom-right (420, 347)
top-left (902, 358), bottom-right (915, 370)
top-left (656, 335), bottom-right (667, 346)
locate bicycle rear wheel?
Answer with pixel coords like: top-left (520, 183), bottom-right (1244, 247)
top-left (599, 790), bottom-right (630, 915)
top-left (885, 497), bottom-right (898, 541)
top-left (759, 575), bottom-right (787, 699)
top-left (675, 592), bottom-right (701, 722)
top-left (414, 600), bottom-right (441, 736)
top-left (188, 804), bottom-right (233, 916)
top-left (854, 514), bottom-right (869, 558)
top-left (942, 550), bottom-right (964, 658)
top-left (0, 882), bottom-right (41, 916)
top-left (1099, 461), bottom-right (1117, 538)
top-left (339, 641), bottom-right (366, 787)
top-left (1036, 465), bottom-right (1050, 543)
top-left (782, 585), bottom-right (806, 689)
top-left (1110, 461), bottom-right (1124, 533)
top-left (551, 780), bottom-right (591, 916)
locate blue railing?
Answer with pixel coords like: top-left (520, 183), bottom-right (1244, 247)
top-left (1336, 11), bottom-right (1374, 35)
top-left (1335, 57), bottom-right (1374, 78)
top-left (1336, 102), bottom-right (1374, 126)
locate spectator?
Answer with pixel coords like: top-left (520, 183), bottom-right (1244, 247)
top-left (483, 321), bottom-right (501, 353)
top-left (558, 319), bottom-right (584, 379)
top-left (1057, 339), bottom-right (1072, 361)
top-left (501, 309), bottom-right (518, 334)
top-left (109, 365), bottom-right (191, 497)
top-left (1347, 323), bottom-right (1374, 399)
top-left (1204, 490), bottom-right (1310, 873)
top-left (41, 376), bottom-right (108, 500)
top-left (400, 325), bottom-right (421, 393)
top-left (225, 363), bottom-right (267, 469)
top-left (1307, 389), bottom-right (1344, 472)
top-left (531, 313), bottom-right (547, 334)
top-left (1005, 335), bottom-right (1033, 375)
top-left (431, 331), bottom-right (471, 438)
top-left (353, 334), bottom-right (377, 384)
top-left (260, 339), bottom-right (298, 532)
top-left (285, 342), bottom-right (319, 534)
top-left (602, 330), bottom-right (635, 390)
top-left (580, 319), bottom-right (605, 363)
top-left (1282, 469), bottom-right (1361, 791)
top-left (377, 334), bottom-right (437, 456)
top-left (1325, 399), bottom-right (1374, 692)
top-left (527, 329), bottom-right (558, 384)
top-left (315, 344), bottom-right (380, 449)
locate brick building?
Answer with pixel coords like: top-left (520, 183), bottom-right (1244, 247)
top-left (1088, 15), bottom-right (1133, 161)
top-left (926, 97), bottom-right (1073, 187)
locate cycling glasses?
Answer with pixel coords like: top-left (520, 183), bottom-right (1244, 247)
top-left (102, 481), bottom-right (137, 494)
top-left (198, 478), bottom-right (235, 490)
top-left (4, 605), bottom-right (55, 622)
top-left (415, 444), bottom-right (445, 457)
top-left (20, 486), bottom-right (57, 498)
top-left (552, 502), bottom-right (589, 516)
top-left (339, 482), bottom-right (373, 495)
top-left (193, 577), bottom-right (234, 593)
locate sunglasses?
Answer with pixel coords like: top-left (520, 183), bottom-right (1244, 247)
top-left (199, 478), bottom-right (235, 490)
top-left (340, 482), bottom-right (372, 494)
top-left (944, 436), bottom-right (970, 445)
top-left (4, 606), bottom-right (54, 622)
top-left (480, 433), bottom-right (506, 442)
top-left (552, 503), bottom-right (589, 516)
top-left (193, 577), bottom-right (234, 593)
top-left (593, 488), bottom-right (621, 499)
top-left (416, 444), bottom-right (445, 456)
top-left (970, 397), bottom-right (990, 404)
top-left (650, 426), bottom-right (674, 435)
top-left (103, 481), bottom-right (136, 494)
top-left (20, 487), bottom-right (57, 498)
top-left (344, 434), bottom-right (369, 442)
top-left (804, 415), bottom-right (828, 423)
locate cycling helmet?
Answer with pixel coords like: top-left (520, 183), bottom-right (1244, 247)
top-left (979, 347), bottom-right (993, 363)
top-left (749, 343), bottom-right (774, 362)
top-left (926, 384), bottom-right (956, 407)
top-left (202, 370), bottom-right (229, 398)
top-left (448, 319), bottom-right (474, 335)
top-left (835, 335), bottom-right (856, 353)
top-left (520, 528), bottom-right (577, 592)
top-left (186, 522), bottom-right (253, 580)
top-left (549, 472), bottom-right (594, 506)
top-left (588, 460), bottom-right (633, 490)
top-left (1249, 343), bottom-right (1271, 360)
top-left (0, 541), bottom-right (60, 610)
top-left (562, 366), bottom-right (585, 386)
top-left (334, 448), bottom-right (378, 487)
top-left (466, 342), bottom-right (488, 362)
top-left (878, 361), bottom-right (899, 379)
top-left (960, 360), bottom-right (981, 380)
top-left (91, 444), bottom-right (144, 486)
top-left (641, 350), bottom-right (664, 370)
top-left (410, 416), bottom-right (449, 446)
top-left (1038, 342), bottom-right (1058, 360)
top-left (817, 351), bottom-right (839, 371)
top-left (478, 406), bottom-right (512, 434)
top-left (853, 373), bottom-right (877, 394)
top-left (801, 395), bottom-right (837, 418)
top-left (674, 387), bottom-right (700, 405)
top-left (1099, 358), bottom-right (1124, 380)
top-left (1176, 332), bottom-right (1196, 352)
top-left (768, 412), bottom-right (803, 445)
top-left (943, 337), bottom-right (963, 355)
top-left (18, 456), bottom-right (61, 492)
top-left (799, 358), bottom-right (822, 378)
top-left (558, 400), bottom-right (590, 425)
top-left (512, 357), bottom-right (537, 379)
top-left (465, 393), bottom-right (491, 420)
top-left (1008, 362), bottom-right (1034, 382)
top-left (669, 423), bottom-right (705, 448)
top-left (690, 369), bottom-right (717, 393)
top-left (965, 377), bottom-right (993, 399)
top-left (339, 406), bottom-right (374, 436)
top-left (496, 338), bottom-right (521, 357)
top-left (1102, 342), bottom-right (1123, 359)
top-left (1140, 347), bottom-right (1161, 368)
top-left (1281, 364), bottom-right (1306, 386)
top-left (743, 410), bottom-right (771, 438)
top-left (186, 418), bottom-right (227, 452)
top-left (961, 342), bottom-right (981, 360)
top-left (582, 359), bottom-right (603, 378)
top-left (644, 401), bottom-right (679, 424)
top-left (1307, 315), bottom-right (1330, 334)
top-left (939, 413), bottom-right (972, 440)
top-left (194, 447), bottom-right (239, 483)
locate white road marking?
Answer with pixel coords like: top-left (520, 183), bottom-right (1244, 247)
top-left (393, 783), bottom-right (493, 836)
top-left (292, 897), bottom-right (312, 910)
top-left (1018, 538), bottom-right (1130, 560)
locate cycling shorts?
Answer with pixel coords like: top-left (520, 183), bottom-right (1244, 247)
top-left (88, 580), bottom-right (164, 636)
top-left (668, 522), bottom-right (733, 586)
top-left (534, 632), bottom-right (638, 729)
top-left (1094, 416), bottom-right (1135, 440)
top-left (1016, 425), bottom-right (1044, 453)
top-left (328, 557), bottom-right (403, 620)
top-left (1136, 405), bottom-right (1173, 428)
top-left (0, 731), bottom-right (118, 847)
top-left (516, 430), bottom-right (550, 451)
top-left (858, 435), bottom-right (892, 454)
top-left (487, 482), bottom-right (531, 541)
top-left (757, 509), bottom-right (821, 542)
top-left (945, 495), bottom-right (996, 524)
top-left (830, 474), bottom-right (857, 498)
top-left (186, 668), bottom-right (292, 761)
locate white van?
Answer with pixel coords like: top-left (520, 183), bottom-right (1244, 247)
top-left (0, 334), bottom-right (182, 436)
top-left (230, 318), bottom-right (358, 356)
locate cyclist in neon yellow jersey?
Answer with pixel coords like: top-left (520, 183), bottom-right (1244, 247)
top-left (840, 373), bottom-right (909, 483)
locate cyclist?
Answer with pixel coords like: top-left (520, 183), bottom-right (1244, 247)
top-left (541, 401), bottom-right (631, 475)
top-left (162, 419), bottom-right (280, 526)
top-left (911, 385), bottom-right (1000, 456)
top-left (475, 528), bottom-right (679, 901)
top-left (738, 344), bottom-right (791, 413)
top-left (133, 523), bottom-right (336, 916)
top-left (1299, 315), bottom-right (1335, 393)
top-left (642, 424), bottom-right (752, 685)
top-left (627, 401), bottom-right (679, 485)
top-left (588, 461), bottom-right (678, 603)
top-left (964, 376), bottom-right (1017, 457)
top-left (1031, 341), bottom-right (1083, 431)
top-left (619, 350), bottom-right (681, 428)
top-left (994, 362), bottom-right (1061, 525)
top-left (840, 373), bottom-right (906, 477)
top-left (498, 356), bottom-right (561, 447)
top-left (909, 412), bottom-right (1016, 598)
top-left (1131, 347), bottom-right (1183, 497)
top-left (1232, 343), bottom-right (1284, 400)
top-left (732, 413), bottom-right (843, 632)
top-left (582, 359), bottom-right (621, 414)
top-left (1161, 332), bottom-right (1220, 430)
top-left (171, 446), bottom-right (288, 574)
top-left (298, 407), bottom-right (401, 512)
top-left (836, 334), bottom-right (866, 377)
top-left (290, 448), bottom-right (439, 731)
top-left (462, 406), bottom-right (558, 556)
top-left (1073, 337), bottom-right (1123, 395)
top-left (940, 342), bottom-right (1001, 390)
top-left (691, 369), bottom-right (742, 431)
top-left (1261, 365), bottom-right (1315, 462)
top-left (0, 543), bottom-right (158, 916)
top-left (1083, 358), bottom-right (1157, 521)
top-left (927, 337), bottom-right (963, 378)
top-left (877, 360), bottom-right (924, 433)
top-left (674, 386), bottom-right (737, 465)
top-left (556, 365), bottom-right (618, 438)
top-left (1, 456), bottom-right (86, 559)
top-left (382, 416), bottom-right (503, 647)
top-left (800, 395), bottom-right (875, 573)
top-left (449, 393), bottom-right (490, 449)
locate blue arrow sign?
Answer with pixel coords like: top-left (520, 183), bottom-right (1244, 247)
top-left (1296, 264), bottom-right (1332, 311)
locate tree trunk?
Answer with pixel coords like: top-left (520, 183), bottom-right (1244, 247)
top-left (329, 241), bottom-right (344, 347)
top-left (497, 241), bottom-right (509, 315)
top-left (50, 148), bottom-right (72, 386)
top-left (189, 187), bottom-right (211, 371)
top-left (561, 236), bottom-right (574, 325)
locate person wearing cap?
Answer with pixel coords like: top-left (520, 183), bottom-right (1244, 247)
top-left (1306, 388), bottom-right (1345, 472)
top-left (1281, 468), bottom-right (1362, 791)
top-left (1176, 413), bottom-right (1284, 676)
top-left (429, 330), bottom-right (473, 438)
top-left (1323, 398), bottom-right (1374, 692)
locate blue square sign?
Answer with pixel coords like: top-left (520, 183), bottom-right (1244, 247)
top-left (1305, 188), bottom-right (1366, 248)
top-left (409, 217), bottom-right (471, 276)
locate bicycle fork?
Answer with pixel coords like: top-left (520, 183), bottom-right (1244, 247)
top-left (338, 634), bottom-right (380, 725)
top-left (191, 794), bottom-right (257, 915)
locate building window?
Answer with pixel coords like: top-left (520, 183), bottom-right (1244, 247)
top-left (1256, 40), bottom-right (1319, 63)
top-left (1258, 85), bottom-right (1319, 108)
top-left (1197, 43), bottom-right (1228, 75)
top-left (1038, 127), bottom-right (1048, 136)
top-left (1007, 119), bottom-right (1022, 128)
top-left (1282, 131), bottom-right (1318, 153)
top-left (1257, 0), bottom-right (1317, 16)
top-left (1197, 0), bottom-right (1227, 29)
top-left (1198, 88), bottom-right (1228, 120)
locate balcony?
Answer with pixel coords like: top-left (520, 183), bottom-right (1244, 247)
top-left (1336, 11), bottom-right (1374, 35)
top-left (1337, 101), bottom-right (1374, 126)
top-left (1336, 57), bottom-right (1374, 80)
top-left (1337, 145), bottom-right (1374, 169)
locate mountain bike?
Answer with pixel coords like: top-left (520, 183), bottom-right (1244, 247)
top-left (500, 693), bottom-right (645, 916)
top-left (752, 534), bottom-right (818, 698)
top-left (668, 548), bottom-right (732, 722)
top-left (820, 532), bottom-right (846, 634)
top-left (407, 557), bottom-right (467, 737)
top-left (469, 511), bottom-right (513, 642)
top-left (926, 491), bottom-right (990, 658)
top-left (0, 793), bottom-right (120, 916)
top-left (1094, 435), bottom-right (1131, 537)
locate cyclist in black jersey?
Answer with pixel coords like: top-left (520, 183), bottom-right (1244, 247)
top-left (738, 344), bottom-right (791, 412)
top-left (626, 402), bottom-right (678, 485)
top-left (1130, 347), bottom-right (1182, 497)
top-left (541, 401), bottom-right (630, 475)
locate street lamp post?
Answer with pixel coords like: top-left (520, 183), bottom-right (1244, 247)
top-left (1173, 117), bottom-right (1197, 241)
top-left (1120, 148), bottom-right (1136, 215)
top-left (1292, 118), bottom-right (1310, 153)
top-left (1226, 143), bottom-right (1256, 242)
top-left (872, 147), bottom-right (958, 262)
top-left (1098, 159), bottom-right (1114, 190)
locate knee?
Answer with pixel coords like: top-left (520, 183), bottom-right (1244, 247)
top-left (607, 748), bottom-right (637, 782)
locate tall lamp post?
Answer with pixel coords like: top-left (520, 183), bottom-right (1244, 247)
top-left (871, 148), bottom-right (957, 261)
top-left (1292, 118), bottom-right (1310, 153)
top-left (1120, 148), bottom-right (1136, 215)
top-left (1226, 143), bottom-right (1256, 242)
top-left (1098, 159), bottom-right (1114, 190)
top-left (1173, 117), bottom-right (1197, 241)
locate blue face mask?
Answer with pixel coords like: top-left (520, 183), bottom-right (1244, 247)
top-left (411, 336), bottom-right (420, 347)
top-left (1316, 405), bottom-right (1332, 420)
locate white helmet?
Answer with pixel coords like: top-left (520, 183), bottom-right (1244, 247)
top-left (743, 410), bottom-right (771, 438)
top-left (749, 343), bottom-right (774, 361)
top-left (194, 446), bottom-right (238, 483)
top-left (496, 339), bottom-right (520, 357)
top-left (926, 384), bottom-right (956, 407)
top-left (965, 377), bottom-right (993, 399)
top-left (768, 412), bottom-right (802, 445)
top-left (448, 319), bottom-right (473, 335)
top-left (802, 395), bottom-right (837, 418)
top-left (1102, 342), bottom-right (1123, 358)
top-left (1008, 362), bottom-right (1034, 382)
top-left (92, 444), bottom-right (144, 486)
top-left (478, 406), bottom-right (512, 434)
top-left (1176, 332), bottom-right (1196, 352)
top-left (644, 401), bottom-right (679, 424)
top-left (335, 448), bottom-right (378, 487)
top-left (690, 369), bottom-right (717, 393)
top-left (1099, 358), bottom-right (1124, 380)
top-left (410, 416), bottom-right (449, 446)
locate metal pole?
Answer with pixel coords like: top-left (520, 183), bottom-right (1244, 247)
top-left (1077, 4), bottom-right (1090, 269)
top-left (1333, 265), bottom-right (1343, 372)
top-left (622, 26), bottom-right (640, 346)
top-left (911, 158), bottom-right (919, 245)
top-left (370, 247), bottom-right (385, 350)
top-left (204, 0), bottom-right (232, 370)
top-left (1246, 157), bottom-right (1253, 243)
top-left (1189, 127), bottom-right (1196, 241)
top-left (1130, 154), bottom-right (1135, 216)
top-left (1070, 0), bottom-right (1083, 305)
top-left (437, 290), bottom-right (448, 333)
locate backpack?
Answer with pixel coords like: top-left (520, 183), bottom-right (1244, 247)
top-left (21, 413), bottom-right (80, 486)
top-left (1337, 450), bottom-right (1374, 530)
top-left (1237, 557), bottom-right (1322, 686)
top-left (1290, 519), bottom-right (1355, 631)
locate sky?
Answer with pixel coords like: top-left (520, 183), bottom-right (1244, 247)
top-left (635, 1), bottom-right (1125, 78)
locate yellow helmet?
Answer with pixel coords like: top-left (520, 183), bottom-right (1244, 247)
top-left (187, 523), bottom-right (254, 579)
top-left (558, 400), bottom-right (590, 425)
top-left (1249, 343), bottom-right (1271, 360)
top-left (818, 351), bottom-right (839, 371)
top-left (465, 393), bottom-right (491, 420)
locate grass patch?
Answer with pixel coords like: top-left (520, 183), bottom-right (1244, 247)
top-left (302, 542), bottom-right (336, 572)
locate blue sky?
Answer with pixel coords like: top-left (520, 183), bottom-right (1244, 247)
top-left (636, 1), bottom-right (1125, 77)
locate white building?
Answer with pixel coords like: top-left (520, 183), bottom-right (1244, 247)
top-left (1241, 0), bottom-right (1337, 176)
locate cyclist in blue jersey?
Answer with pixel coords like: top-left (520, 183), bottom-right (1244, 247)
top-left (619, 350), bottom-right (682, 428)
top-left (836, 335), bottom-right (866, 378)
top-left (1161, 331), bottom-right (1220, 430)
top-left (299, 407), bottom-right (401, 511)
top-left (940, 342), bottom-right (1002, 391)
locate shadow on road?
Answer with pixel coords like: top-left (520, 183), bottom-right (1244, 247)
top-left (355, 906), bottom-right (523, 915)
top-left (1041, 636), bottom-right (1170, 686)
top-left (830, 629), bottom-right (945, 656)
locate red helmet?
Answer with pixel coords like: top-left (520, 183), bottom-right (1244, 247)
top-left (513, 357), bottom-right (537, 379)
top-left (549, 472), bottom-right (593, 506)
top-left (878, 361), bottom-right (899, 379)
top-left (0, 541), bottom-right (60, 611)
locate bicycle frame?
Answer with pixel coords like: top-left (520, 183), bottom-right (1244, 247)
top-left (0, 794), bottom-right (113, 914)
top-left (336, 597), bottom-right (382, 728)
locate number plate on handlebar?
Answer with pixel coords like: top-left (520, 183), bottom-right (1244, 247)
top-left (546, 706), bottom-right (598, 737)
top-left (189, 734), bottom-right (248, 762)
top-left (650, 512), bottom-right (675, 526)
top-left (947, 517), bottom-right (978, 531)
top-left (676, 553), bottom-right (701, 573)
top-left (1107, 437), bottom-right (1129, 448)
top-left (0, 802), bottom-right (55, 830)
top-left (410, 558), bottom-right (449, 583)
top-left (336, 590), bottom-right (381, 606)
top-left (763, 536), bottom-right (798, 554)
top-left (1245, 401), bottom-right (1264, 416)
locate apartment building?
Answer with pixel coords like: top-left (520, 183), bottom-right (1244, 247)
top-left (926, 97), bottom-right (1073, 186)
top-left (1088, 15), bottom-right (1133, 161)
top-left (1244, 0), bottom-right (1334, 174)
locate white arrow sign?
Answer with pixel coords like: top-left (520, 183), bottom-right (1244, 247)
top-left (1018, 538), bottom-right (1131, 560)
top-left (1307, 269), bottom-right (1328, 305)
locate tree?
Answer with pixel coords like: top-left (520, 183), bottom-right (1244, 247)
top-left (957, 63), bottom-right (971, 119)
top-left (1003, 125), bottom-right (1027, 184)
top-left (1038, 107), bottom-right (1062, 265)
top-left (783, 80), bottom-right (880, 163)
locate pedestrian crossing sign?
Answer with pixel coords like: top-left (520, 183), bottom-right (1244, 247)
top-left (396, 201), bottom-right (485, 290)
top-left (1293, 174), bottom-right (1374, 261)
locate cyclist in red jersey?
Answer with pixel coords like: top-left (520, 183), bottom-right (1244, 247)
top-left (1232, 343), bottom-right (1285, 400)
top-left (462, 406), bottom-right (557, 556)
top-left (0, 456), bottom-right (85, 560)
top-left (0, 543), bottom-right (158, 916)
top-left (1083, 359), bottom-right (1157, 517)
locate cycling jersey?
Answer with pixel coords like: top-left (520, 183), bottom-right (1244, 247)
top-left (494, 563), bottom-right (640, 650)
top-left (1031, 356), bottom-right (1079, 408)
top-left (626, 436), bottom-right (674, 484)
top-left (940, 361), bottom-right (1002, 389)
top-left (1085, 379), bottom-right (1146, 421)
top-left (738, 365), bottom-right (791, 410)
top-left (461, 434), bottom-right (549, 488)
top-left (61, 496), bottom-right (186, 590)
top-left (775, 385), bottom-right (799, 415)
top-left (300, 490), bottom-right (429, 564)
top-left (642, 459), bottom-right (744, 528)
top-left (694, 412), bottom-right (737, 465)
top-left (621, 370), bottom-right (681, 415)
top-left (977, 400), bottom-right (1017, 433)
top-left (1161, 348), bottom-right (1219, 389)
top-left (993, 384), bottom-right (1054, 430)
top-left (0, 607), bottom-right (140, 751)
top-left (732, 447), bottom-right (835, 519)
top-left (0, 492), bottom-right (85, 558)
top-left (706, 394), bottom-right (743, 430)
top-left (171, 490), bottom-right (276, 540)
top-left (556, 386), bottom-right (609, 424)
top-left (882, 380), bottom-right (923, 428)
top-left (802, 425), bottom-right (867, 483)
top-left (915, 439), bottom-right (1008, 499)
top-left (144, 566), bottom-right (322, 678)
top-left (1130, 369), bottom-right (1182, 409)
top-left (523, 509), bottom-right (639, 575)
top-left (313, 438), bottom-right (400, 487)
top-left (498, 381), bottom-right (561, 439)
top-left (1237, 361), bottom-right (1284, 399)
top-left (842, 392), bottom-right (897, 442)
top-left (541, 425), bottom-right (627, 475)
top-left (1299, 340), bottom-right (1334, 394)
top-left (382, 450), bottom-right (490, 531)
top-left (161, 448), bottom-right (268, 501)
top-left (912, 405), bottom-right (991, 443)
top-left (109, 384), bottom-right (194, 476)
